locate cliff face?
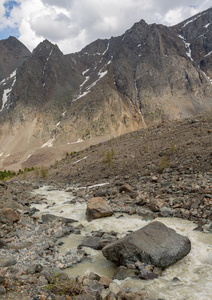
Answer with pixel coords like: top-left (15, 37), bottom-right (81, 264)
top-left (0, 8), bottom-right (212, 170)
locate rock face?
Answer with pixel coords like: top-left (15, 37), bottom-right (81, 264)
top-left (0, 36), bottom-right (31, 82)
top-left (102, 221), bottom-right (191, 268)
top-left (86, 197), bottom-right (113, 222)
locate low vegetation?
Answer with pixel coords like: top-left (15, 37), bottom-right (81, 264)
top-left (44, 274), bottom-right (86, 297)
top-left (102, 148), bottom-right (115, 166)
top-left (0, 167), bottom-right (34, 181)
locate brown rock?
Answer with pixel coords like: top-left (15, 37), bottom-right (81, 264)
top-left (119, 184), bottom-right (133, 193)
top-left (86, 197), bottom-right (113, 222)
top-left (0, 208), bottom-right (20, 222)
top-left (99, 276), bottom-right (113, 287)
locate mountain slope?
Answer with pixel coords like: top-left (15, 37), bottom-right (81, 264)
top-left (0, 8), bottom-right (212, 171)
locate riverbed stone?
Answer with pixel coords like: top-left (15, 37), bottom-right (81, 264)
top-left (102, 221), bottom-right (191, 268)
top-left (86, 197), bottom-right (113, 222)
top-left (0, 208), bottom-right (20, 222)
top-left (41, 214), bottom-right (78, 224)
top-left (112, 266), bottom-right (138, 280)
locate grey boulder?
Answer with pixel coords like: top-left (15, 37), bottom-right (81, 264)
top-left (102, 221), bottom-right (191, 268)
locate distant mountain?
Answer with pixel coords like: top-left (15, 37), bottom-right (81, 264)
top-left (0, 7), bottom-right (212, 171)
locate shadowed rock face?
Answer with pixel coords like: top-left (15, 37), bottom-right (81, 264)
top-left (0, 8), bottom-right (212, 170)
top-left (0, 36), bottom-right (31, 82)
top-left (102, 221), bottom-right (191, 268)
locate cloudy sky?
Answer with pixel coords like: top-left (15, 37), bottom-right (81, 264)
top-left (0, 0), bottom-right (211, 54)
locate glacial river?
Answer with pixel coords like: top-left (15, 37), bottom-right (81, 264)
top-left (32, 186), bottom-right (212, 300)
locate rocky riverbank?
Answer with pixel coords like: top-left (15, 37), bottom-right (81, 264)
top-left (0, 175), bottom-right (212, 299)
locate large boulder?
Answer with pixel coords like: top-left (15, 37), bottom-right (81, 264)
top-left (102, 221), bottom-right (191, 269)
top-left (86, 197), bottom-right (113, 222)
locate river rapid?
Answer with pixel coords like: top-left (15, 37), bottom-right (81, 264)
top-left (32, 185), bottom-right (212, 300)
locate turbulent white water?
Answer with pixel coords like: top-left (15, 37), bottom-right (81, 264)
top-left (32, 186), bottom-right (212, 300)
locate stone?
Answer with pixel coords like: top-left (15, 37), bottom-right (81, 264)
top-left (79, 237), bottom-right (102, 250)
top-left (0, 286), bottom-right (6, 295)
top-left (112, 266), bottom-right (138, 280)
top-left (41, 214), bottom-right (77, 224)
top-left (102, 221), bottom-right (191, 268)
top-left (99, 276), bottom-right (113, 287)
top-left (151, 176), bottom-right (158, 183)
top-left (0, 239), bottom-right (8, 249)
top-left (119, 184), bottom-right (133, 193)
top-left (0, 258), bottom-right (17, 267)
top-left (37, 275), bottom-right (48, 286)
top-left (109, 282), bottom-right (122, 295)
top-left (138, 265), bottom-right (158, 280)
top-left (26, 264), bottom-right (43, 274)
top-left (88, 272), bottom-right (101, 281)
top-left (0, 208), bottom-right (20, 222)
top-left (86, 197), bottom-right (113, 222)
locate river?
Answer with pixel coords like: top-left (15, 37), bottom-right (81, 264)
top-left (32, 185), bottom-right (212, 300)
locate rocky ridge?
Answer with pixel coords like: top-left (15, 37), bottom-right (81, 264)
top-left (1, 8), bottom-right (212, 171)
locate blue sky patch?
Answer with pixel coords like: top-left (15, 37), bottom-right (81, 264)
top-left (4, 1), bottom-right (20, 18)
top-left (0, 27), bottom-right (19, 40)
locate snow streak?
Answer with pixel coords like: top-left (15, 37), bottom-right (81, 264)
top-left (0, 69), bottom-right (16, 112)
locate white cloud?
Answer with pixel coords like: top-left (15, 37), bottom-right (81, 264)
top-left (1, 0), bottom-right (211, 54)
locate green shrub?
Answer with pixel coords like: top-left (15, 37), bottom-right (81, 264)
top-left (40, 167), bottom-right (47, 178)
top-left (102, 148), bottom-right (115, 166)
top-left (169, 141), bottom-right (175, 152)
top-left (44, 274), bottom-right (86, 297)
top-left (158, 155), bottom-right (169, 172)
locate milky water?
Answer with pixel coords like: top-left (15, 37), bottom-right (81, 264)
top-left (32, 186), bottom-right (212, 300)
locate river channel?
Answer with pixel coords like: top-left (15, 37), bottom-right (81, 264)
top-left (32, 185), bottom-right (212, 300)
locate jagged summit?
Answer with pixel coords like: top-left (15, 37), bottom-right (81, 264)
top-left (0, 36), bottom-right (31, 81)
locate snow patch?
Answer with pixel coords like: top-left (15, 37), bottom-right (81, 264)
top-left (41, 138), bottom-right (55, 148)
top-left (178, 35), bottom-right (193, 61)
top-left (75, 67), bottom-right (108, 100)
top-left (5, 154), bottom-right (10, 158)
top-left (205, 51), bottom-right (212, 57)
top-left (73, 156), bottom-right (88, 164)
top-left (62, 111), bottom-right (67, 117)
top-left (80, 76), bottom-right (90, 88)
top-left (23, 154), bottom-right (32, 163)
top-left (0, 153), bottom-right (3, 157)
top-left (204, 23), bottom-right (211, 28)
top-left (56, 122), bottom-right (61, 127)
top-left (201, 71), bottom-right (212, 84)
top-left (102, 42), bottom-right (110, 55)
top-left (43, 49), bottom-right (53, 74)
top-left (107, 56), bottom-right (113, 65)
top-left (69, 138), bottom-right (84, 145)
top-left (82, 68), bottom-right (90, 76)
top-left (182, 12), bottom-right (206, 28)
top-left (0, 70), bottom-right (16, 112)
top-left (87, 183), bottom-right (109, 189)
